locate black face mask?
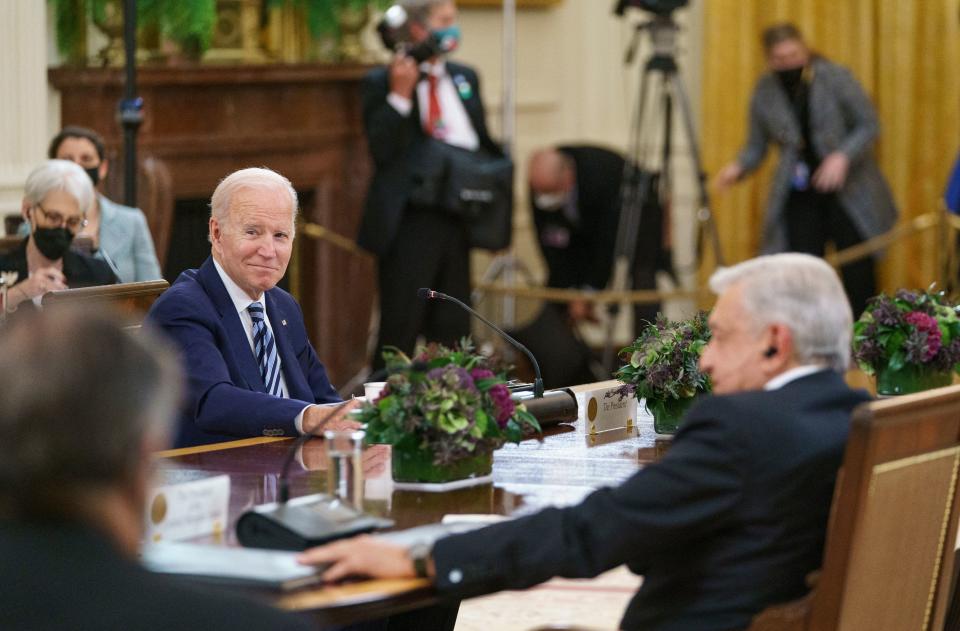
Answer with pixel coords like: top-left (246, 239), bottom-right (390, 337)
top-left (84, 165), bottom-right (101, 187)
top-left (776, 66), bottom-right (805, 92)
top-left (32, 226), bottom-right (74, 260)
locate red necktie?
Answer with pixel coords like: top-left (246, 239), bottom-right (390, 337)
top-left (425, 74), bottom-right (443, 138)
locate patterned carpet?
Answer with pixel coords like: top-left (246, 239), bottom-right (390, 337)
top-left (454, 566), bottom-right (641, 631)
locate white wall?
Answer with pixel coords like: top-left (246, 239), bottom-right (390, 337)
top-left (0, 1), bottom-right (51, 230)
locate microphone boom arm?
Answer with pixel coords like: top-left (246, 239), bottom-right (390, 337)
top-left (421, 288), bottom-right (544, 398)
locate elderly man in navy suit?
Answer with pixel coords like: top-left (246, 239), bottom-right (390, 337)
top-left (299, 253), bottom-right (871, 631)
top-left (148, 167), bottom-right (357, 448)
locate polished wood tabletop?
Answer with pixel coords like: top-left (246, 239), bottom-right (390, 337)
top-left (155, 382), bottom-right (667, 626)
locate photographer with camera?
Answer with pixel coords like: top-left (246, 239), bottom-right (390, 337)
top-left (359, 0), bottom-right (505, 373)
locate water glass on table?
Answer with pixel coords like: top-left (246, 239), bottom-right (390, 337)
top-left (324, 429), bottom-right (366, 510)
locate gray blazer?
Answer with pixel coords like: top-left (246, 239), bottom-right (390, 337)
top-left (20, 194), bottom-right (162, 282)
top-left (737, 58), bottom-right (898, 257)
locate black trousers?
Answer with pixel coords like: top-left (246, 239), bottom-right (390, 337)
top-left (784, 189), bottom-right (875, 316)
top-left (372, 208), bottom-right (471, 372)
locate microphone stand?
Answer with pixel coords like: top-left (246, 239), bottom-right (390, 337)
top-left (420, 288), bottom-right (544, 398)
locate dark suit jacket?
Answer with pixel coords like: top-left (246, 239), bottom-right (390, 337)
top-left (146, 257), bottom-right (340, 448)
top-left (0, 237), bottom-right (118, 292)
top-left (532, 145), bottom-right (666, 291)
top-left (357, 61), bottom-right (501, 257)
top-left (0, 520), bottom-right (310, 630)
top-left (432, 370), bottom-right (871, 631)
top-left (532, 145), bottom-right (626, 290)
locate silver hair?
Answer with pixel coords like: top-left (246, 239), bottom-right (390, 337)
top-left (398, 0), bottom-right (452, 24)
top-left (0, 306), bottom-right (181, 518)
top-left (708, 253), bottom-right (852, 372)
top-left (23, 159), bottom-right (95, 215)
top-left (209, 167), bottom-right (298, 232)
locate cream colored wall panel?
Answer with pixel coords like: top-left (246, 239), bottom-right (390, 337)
top-left (0, 1), bottom-right (49, 228)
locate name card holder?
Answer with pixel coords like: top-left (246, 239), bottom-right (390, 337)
top-left (575, 384), bottom-right (639, 445)
top-left (145, 475), bottom-right (231, 543)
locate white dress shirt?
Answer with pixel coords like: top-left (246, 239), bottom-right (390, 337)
top-left (387, 60), bottom-right (480, 151)
top-left (212, 258), bottom-right (310, 433)
top-left (764, 365), bottom-right (827, 391)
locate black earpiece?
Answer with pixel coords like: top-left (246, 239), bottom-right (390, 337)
top-left (763, 347), bottom-right (777, 358)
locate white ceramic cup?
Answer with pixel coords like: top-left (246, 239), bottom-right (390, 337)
top-left (363, 381), bottom-right (387, 400)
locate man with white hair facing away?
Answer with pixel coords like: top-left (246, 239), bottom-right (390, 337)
top-left (299, 253), bottom-right (871, 631)
top-left (147, 167), bottom-right (357, 449)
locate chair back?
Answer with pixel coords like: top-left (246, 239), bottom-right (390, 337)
top-left (748, 385), bottom-right (960, 631)
top-left (811, 385), bottom-right (960, 630)
top-left (41, 279), bottom-right (169, 318)
top-left (0, 236), bottom-right (23, 257)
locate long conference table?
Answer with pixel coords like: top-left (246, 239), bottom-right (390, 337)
top-left (155, 382), bottom-right (667, 628)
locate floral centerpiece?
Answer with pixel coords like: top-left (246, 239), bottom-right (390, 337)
top-left (614, 312), bottom-right (712, 434)
top-left (852, 289), bottom-right (960, 395)
top-left (359, 339), bottom-right (541, 483)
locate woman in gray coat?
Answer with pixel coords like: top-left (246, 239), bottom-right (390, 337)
top-left (714, 23), bottom-right (897, 315)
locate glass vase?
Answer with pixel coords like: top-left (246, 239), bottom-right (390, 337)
top-left (391, 446), bottom-right (493, 483)
top-left (875, 364), bottom-right (953, 396)
top-left (647, 396), bottom-right (698, 435)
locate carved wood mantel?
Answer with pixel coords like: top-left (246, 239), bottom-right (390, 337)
top-left (49, 63), bottom-right (376, 388)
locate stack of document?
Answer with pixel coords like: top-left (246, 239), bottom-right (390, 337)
top-left (142, 542), bottom-right (324, 591)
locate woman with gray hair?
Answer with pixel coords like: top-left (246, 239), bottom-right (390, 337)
top-left (0, 160), bottom-right (117, 312)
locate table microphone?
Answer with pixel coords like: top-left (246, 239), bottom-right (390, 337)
top-left (418, 287), bottom-right (544, 398)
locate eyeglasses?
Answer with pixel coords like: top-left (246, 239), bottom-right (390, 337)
top-left (34, 204), bottom-right (87, 232)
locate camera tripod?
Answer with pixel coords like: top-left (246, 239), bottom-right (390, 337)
top-left (601, 11), bottom-right (725, 370)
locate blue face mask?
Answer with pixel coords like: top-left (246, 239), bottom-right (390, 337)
top-left (431, 25), bottom-right (461, 53)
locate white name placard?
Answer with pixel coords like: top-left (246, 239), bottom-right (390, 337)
top-left (577, 384), bottom-right (639, 435)
top-left (145, 475), bottom-right (230, 543)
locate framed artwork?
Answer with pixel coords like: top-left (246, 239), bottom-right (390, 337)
top-left (457, 0), bottom-right (562, 8)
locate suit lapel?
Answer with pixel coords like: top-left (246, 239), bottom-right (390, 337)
top-left (197, 257), bottom-right (265, 393)
top-left (265, 290), bottom-right (311, 401)
top-left (448, 63), bottom-right (483, 133)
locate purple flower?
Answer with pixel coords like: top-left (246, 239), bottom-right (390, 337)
top-left (488, 383), bottom-right (515, 427)
top-left (427, 366), bottom-right (477, 392)
top-left (896, 289), bottom-right (920, 304)
top-left (853, 338), bottom-right (882, 366)
top-left (937, 338), bottom-right (960, 370)
top-left (871, 296), bottom-right (902, 327)
top-left (905, 311), bottom-right (942, 362)
top-left (470, 368), bottom-right (495, 381)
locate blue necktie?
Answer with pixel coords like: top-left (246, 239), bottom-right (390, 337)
top-left (247, 302), bottom-right (283, 397)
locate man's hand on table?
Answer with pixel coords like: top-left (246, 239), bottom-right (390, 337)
top-left (302, 399), bottom-right (362, 435)
top-left (297, 535), bottom-right (428, 583)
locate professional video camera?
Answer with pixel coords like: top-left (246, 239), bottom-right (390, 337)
top-left (614, 0), bottom-right (689, 17)
top-left (376, 4), bottom-right (458, 63)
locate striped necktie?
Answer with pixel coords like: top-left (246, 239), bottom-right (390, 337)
top-left (247, 302), bottom-right (283, 397)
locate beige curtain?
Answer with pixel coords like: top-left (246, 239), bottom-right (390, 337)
top-left (702, 0), bottom-right (960, 292)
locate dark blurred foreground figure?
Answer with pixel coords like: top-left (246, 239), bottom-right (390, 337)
top-left (300, 253), bottom-right (871, 631)
top-left (713, 23), bottom-right (897, 316)
top-left (0, 307), bottom-right (309, 630)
